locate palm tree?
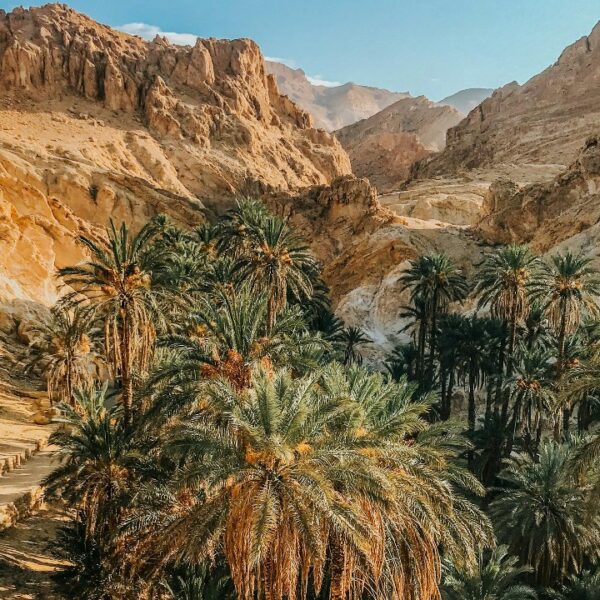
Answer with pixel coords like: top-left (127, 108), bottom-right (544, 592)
top-left (156, 287), bottom-right (325, 392)
top-left (215, 197), bottom-right (271, 258)
top-left (542, 251), bottom-right (600, 433)
top-left (26, 305), bottom-right (97, 405)
top-left (59, 219), bottom-right (166, 425)
top-left (442, 545), bottom-right (537, 600)
top-left (400, 295), bottom-right (431, 381)
top-left (475, 245), bottom-right (545, 425)
top-left (44, 386), bottom-right (140, 539)
top-left (129, 365), bottom-right (491, 600)
top-left (455, 316), bottom-right (488, 447)
top-left (547, 568), bottom-right (600, 600)
top-left (385, 342), bottom-right (419, 382)
top-left (227, 206), bottom-right (318, 331)
top-left (400, 253), bottom-right (468, 378)
top-left (337, 325), bottom-right (371, 365)
top-left (438, 314), bottom-right (464, 419)
top-left (504, 347), bottom-right (554, 455)
top-left (489, 441), bottom-right (600, 586)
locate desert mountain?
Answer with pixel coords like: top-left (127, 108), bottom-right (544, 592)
top-left (335, 96), bottom-right (463, 192)
top-left (265, 60), bottom-right (409, 131)
top-left (415, 22), bottom-right (600, 177)
top-left (3, 3), bottom-right (600, 363)
top-left (0, 3), bottom-right (350, 310)
top-left (438, 88), bottom-right (493, 114)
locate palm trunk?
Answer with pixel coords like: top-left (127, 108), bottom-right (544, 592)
top-left (484, 378), bottom-right (494, 426)
top-left (557, 306), bottom-right (569, 435)
top-left (329, 539), bottom-right (347, 600)
top-left (440, 364), bottom-right (448, 419)
top-left (505, 394), bottom-right (523, 457)
top-left (535, 413), bottom-right (544, 453)
top-left (578, 394), bottom-right (591, 432)
top-left (120, 308), bottom-right (133, 427)
top-left (494, 327), bottom-right (507, 417)
top-left (428, 290), bottom-right (439, 378)
top-left (500, 308), bottom-right (518, 428)
top-left (446, 367), bottom-right (456, 420)
top-left (468, 363), bottom-right (476, 468)
top-left (417, 318), bottom-right (428, 384)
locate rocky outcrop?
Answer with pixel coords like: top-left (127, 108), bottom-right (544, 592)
top-left (335, 96), bottom-right (463, 192)
top-left (415, 22), bottom-right (600, 177)
top-left (0, 4), bottom-right (350, 205)
top-left (478, 135), bottom-right (600, 251)
top-left (267, 176), bottom-right (486, 358)
top-left (266, 60), bottom-right (409, 131)
top-left (0, 3), bottom-right (352, 311)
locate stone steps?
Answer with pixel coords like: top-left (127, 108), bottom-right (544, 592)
top-left (0, 436), bottom-right (49, 476)
top-left (0, 439), bottom-right (56, 533)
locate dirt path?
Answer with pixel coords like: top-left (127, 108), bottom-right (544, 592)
top-left (0, 503), bottom-right (67, 599)
top-left (0, 449), bottom-right (56, 508)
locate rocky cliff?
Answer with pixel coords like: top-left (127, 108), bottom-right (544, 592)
top-left (415, 22), bottom-right (600, 177)
top-left (478, 135), bottom-right (600, 252)
top-left (0, 3), bottom-right (351, 318)
top-left (266, 60), bottom-right (409, 131)
top-left (335, 96), bottom-right (463, 192)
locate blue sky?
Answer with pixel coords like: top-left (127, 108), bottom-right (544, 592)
top-left (8, 1), bottom-right (600, 99)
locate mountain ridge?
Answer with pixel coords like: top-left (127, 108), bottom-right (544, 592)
top-left (266, 60), bottom-right (410, 130)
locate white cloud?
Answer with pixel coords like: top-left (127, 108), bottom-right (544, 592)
top-left (118, 24), bottom-right (343, 88)
top-left (264, 56), bottom-right (298, 69)
top-left (266, 57), bottom-right (341, 88)
top-left (306, 74), bottom-right (342, 87)
top-left (117, 22), bottom-right (198, 46)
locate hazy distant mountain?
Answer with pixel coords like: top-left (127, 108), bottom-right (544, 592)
top-left (266, 60), bottom-right (409, 131)
top-left (439, 88), bottom-right (494, 114)
top-left (335, 96), bottom-right (463, 192)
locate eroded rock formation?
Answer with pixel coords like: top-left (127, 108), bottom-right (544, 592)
top-left (478, 136), bottom-right (600, 252)
top-left (0, 3), bottom-right (351, 321)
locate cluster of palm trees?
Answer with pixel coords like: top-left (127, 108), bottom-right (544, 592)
top-left (395, 246), bottom-right (600, 451)
top-left (26, 201), bottom-right (600, 598)
top-left (389, 244), bottom-right (600, 597)
top-left (28, 200), bottom-right (493, 600)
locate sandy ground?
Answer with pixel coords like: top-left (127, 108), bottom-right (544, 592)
top-left (0, 503), bottom-right (67, 599)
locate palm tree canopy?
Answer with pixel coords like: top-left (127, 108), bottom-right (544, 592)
top-left (475, 244), bottom-right (545, 323)
top-left (442, 545), bottom-right (537, 600)
top-left (400, 253), bottom-right (469, 310)
top-left (489, 441), bottom-right (600, 586)
top-left (25, 305), bottom-right (98, 403)
top-left (127, 365), bottom-right (491, 600)
top-left (543, 250), bottom-right (600, 336)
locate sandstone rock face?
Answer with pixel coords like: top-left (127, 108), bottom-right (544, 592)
top-left (266, 60), bottom-right (410, 131)
top-left (0, 3), bottom-right (351, 316)
top-left (0, 5), bottom-right (349, 205)
top-left (415, 22), bottom-right (600, 177)
top-left (267, 176), bottom-right (487, 359)
top-left (335, 96), bottom-right (463, 192)
top-left (478, 136), bottom-right (600, 252)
